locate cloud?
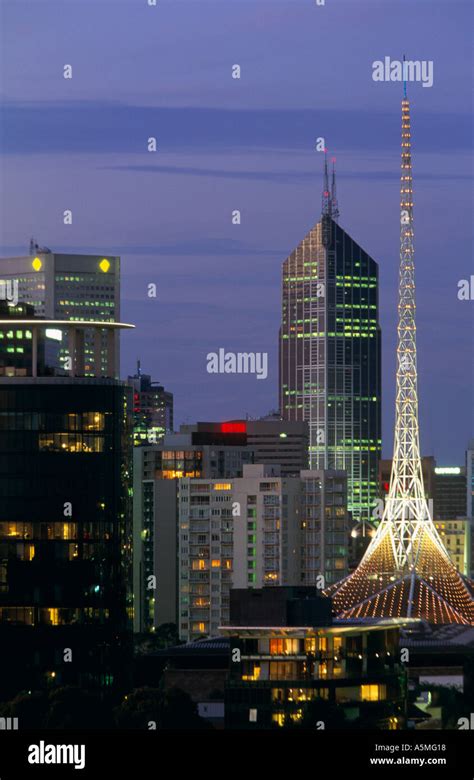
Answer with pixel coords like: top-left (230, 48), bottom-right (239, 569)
top-left (1, 101), bottom-right (471, 155)
top-left (102, 163), bottom-right (474, 183)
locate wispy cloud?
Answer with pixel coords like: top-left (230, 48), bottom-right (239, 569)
top-left (1, 101), bottom-right (471, 155)
top-left (102, 163), bottom-right (473, 183)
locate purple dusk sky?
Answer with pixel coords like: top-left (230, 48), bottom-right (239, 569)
top-left (0, 0), bottom-right (472, 463)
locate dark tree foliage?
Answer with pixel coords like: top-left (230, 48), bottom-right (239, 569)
top-left (114, 686), bottom-right (213, 730)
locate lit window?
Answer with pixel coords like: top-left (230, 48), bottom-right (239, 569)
top-left (361, 684), bottom-right (385, 701)
top-left (48, 608), bottom-right (59, 626)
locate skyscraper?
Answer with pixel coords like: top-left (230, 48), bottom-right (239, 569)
top-left (0, 250), bottom-right (120, 376)
top-left (280, 157), bottom-right (381, 533)
top-left (0, 313), bottom-right (134, 697)
top-left (327, 90), bottom-right (474, 625)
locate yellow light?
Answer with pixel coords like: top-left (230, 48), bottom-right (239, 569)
top-left (99, 258), bottom-right (110, 273)
top-left (32, 257), bottom-right (42, 271)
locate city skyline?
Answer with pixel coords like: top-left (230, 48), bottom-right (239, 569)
top-left (0, 2), bottom-right (473, 753)
top-left (0, 0), bottom-right (472, 465)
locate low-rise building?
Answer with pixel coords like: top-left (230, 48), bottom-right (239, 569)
top-left (221, 587), bottom-right (414, 729)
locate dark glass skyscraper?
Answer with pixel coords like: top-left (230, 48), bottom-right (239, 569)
top-left (0, 312), bottom-right (134, 699)
top-left (280, 211), bottom-right (381, 532)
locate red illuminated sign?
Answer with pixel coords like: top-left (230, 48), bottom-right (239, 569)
top-left (220, 422), bottom-right (246, 434)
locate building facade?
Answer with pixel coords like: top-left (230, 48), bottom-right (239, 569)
top-left (127, 363), bottom-right (174, 446)
top-left (0, 376), bottom-right (133, 698)
top-left (434, 466), bottom-right (467, 520)
top-left (432, 467), bottom-right (469, 575)
top-left (222, 587), bottom-right (410, 729)
top-left (434, 519), bottom-right (470, 576)
top-left (0, 251), bottom-right (120, 375)
top-left (177, 466), bottom-right (349, 642)
top-left (0, 301), bottom-right (46, 377)
top-left (178, 419), bottom-right (309, 478)
top-left (280, 215), bottom-right (381, 533)
top-left (132, 434), bottom-right (254, 634)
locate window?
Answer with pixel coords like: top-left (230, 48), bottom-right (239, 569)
top-left (361, 684), bottom-right (386, 701)
top-left (38, 433), bottom-right (104, 453)
top-left (269, 638), bottom-right (299, 655)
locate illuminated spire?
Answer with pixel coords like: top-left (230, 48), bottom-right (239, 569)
top-left (325, 94), bottom-right (474, 625)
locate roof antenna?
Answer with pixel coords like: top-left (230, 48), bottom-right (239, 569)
top-left (321, 149), bottom-right (331, 217)
top-left (330, 157), bottom-right (340, 222)
top-left (403, 54), bottom-right (407, 98)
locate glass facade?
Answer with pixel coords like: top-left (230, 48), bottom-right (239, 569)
top-left (280, 216), bottom-right (381, 531)
top-left (0, 378), bottom-right (133, 697)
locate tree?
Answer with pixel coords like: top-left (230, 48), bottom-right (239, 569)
top-left (298, 698), bottom-right (348, 729)
top-left (45, 686), bottom-right (114, 729)
top-left (114, 686), bottom-right (212, 730)
top-left (134, 624), bottom-right (182, 655)
top-left (0, 690), bottom-right (48, 729)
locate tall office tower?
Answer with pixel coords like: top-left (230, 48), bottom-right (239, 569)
top-left (178, 465), bottom-right (349, 641)
top-left (127, 362), bottom-right (174, 446)
top-left (179, 419), bottom-right (309, 477)
top-left (280, 158), bottom-right (381, 534)
top-left (0, 308), bottom-right (134, 698)
top-left (0, 250), bottom-right (120, 375)
top-left (327, 91), bottom-right (474, 624)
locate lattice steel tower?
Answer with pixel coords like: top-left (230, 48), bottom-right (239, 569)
top-left (326, 89), bottom-right (474, 624)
